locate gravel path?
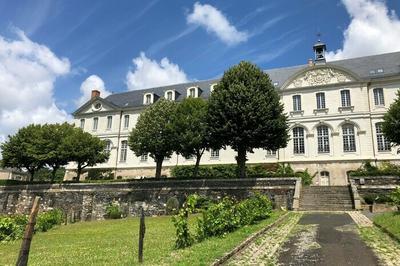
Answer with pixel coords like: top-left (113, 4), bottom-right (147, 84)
top-left (226, 212), bottom-right (302, 265)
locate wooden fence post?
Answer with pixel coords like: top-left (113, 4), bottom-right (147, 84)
top-left (138, 207), bottom-right (146, 263)
top-left (16, 196), bottom-right (41, 266)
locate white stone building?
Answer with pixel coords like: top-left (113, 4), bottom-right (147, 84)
top-left (66, 42), bottom-right (400, 185)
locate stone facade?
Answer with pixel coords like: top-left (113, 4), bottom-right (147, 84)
top-left (0, 178), bottom-right (298, 220)
top-left (66, 46), bottom-right (400, 185)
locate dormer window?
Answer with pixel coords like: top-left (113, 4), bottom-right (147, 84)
top-left (164, 90), bottom-right (175, 101)
top-left (187, 87), bottom-right (200, 98)
top-left (143, 93), bottom-right (153, 105)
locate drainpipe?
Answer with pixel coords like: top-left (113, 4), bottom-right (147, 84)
top-left (114, 110), bottom-right (123, 178)
top-left (366, 82), bottom-right (378, 166)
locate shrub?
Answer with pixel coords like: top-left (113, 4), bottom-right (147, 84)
top-left (390, 187), bottom-right (400, 210)
top-left (105, 203), bottom-right (123, 219)
top-left (36, 209), bottom-right (63, 232)
top-left (350, 160), bottom-right (400, 177)
top-left (166, 197), bottom-right (180, 215)
top-left (171, 163), bottom-right (281, 179)
top-left (0, 216), bottom-right (25, 242)
top-left (363, 194), bottom-right (393, 205)
top-left (86, 169), bottom-right (115, 180)
top-left (295, 169), bottom-right (317, 186)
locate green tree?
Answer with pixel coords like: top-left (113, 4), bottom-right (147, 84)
top-left (63, 128), bottom-right (109, 181)
top-left (382, 92), bottom-right (400, 147)
top-left (128, 99), bottom-right (178, 178)
top-left (39, 123), bottom-right (75, 181)
top-left (207, 61), bottom-right (289, 178)
top-left (1, 124), bottom-right (44, 181)
top-left (174, 98), bottom-right (209, 178)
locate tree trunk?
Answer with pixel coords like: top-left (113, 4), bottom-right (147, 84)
top-left (76, 164), bottom-right (82, 182)
top-left (155, 158), bottom-right (163, 179)
top-left (51, 166), bottom-right (59, 182)
top-left (193, 150), bottom-right (203, 178)
top-left (236, 147), bottom-right (247, 178)
top-left (28, 169), bottom-right (35, 182)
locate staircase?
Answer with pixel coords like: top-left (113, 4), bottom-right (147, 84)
top-left (299, 186), bottom-right (354, 211)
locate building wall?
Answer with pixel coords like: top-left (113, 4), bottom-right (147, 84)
top-left (66, 65), bottom-right (400, 185)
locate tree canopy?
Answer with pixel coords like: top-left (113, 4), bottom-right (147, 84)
top-left (382, 91), bottom-right (400, 147)
top-left (173, 97), bottom-right (209, 177)
top-left (128, 99), bottom-right (178, 178)
top-left (207, 61), bottom-right (289, 178)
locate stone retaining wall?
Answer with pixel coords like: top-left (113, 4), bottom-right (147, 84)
top-left (0, 178), bottom-right (298, 221)
top-left (350, 176), bottom-right (400, 195)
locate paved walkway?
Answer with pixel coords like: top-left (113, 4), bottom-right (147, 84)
top-left (277, 213), bottom-right (379, 266)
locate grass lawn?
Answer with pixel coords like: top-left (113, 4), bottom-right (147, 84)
top-left (0, 211), bottom-right (285, 265)
top-left (373, 211), bottom-right (400, 240)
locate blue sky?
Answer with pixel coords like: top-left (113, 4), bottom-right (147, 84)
top-left (0, 0), bottom-right (400, 140)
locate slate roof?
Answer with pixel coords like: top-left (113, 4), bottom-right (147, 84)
top-left (98, 51), bottom-right (400, 110)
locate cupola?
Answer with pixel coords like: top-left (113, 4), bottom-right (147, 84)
top-left (313, 39), bottom-right (326, 64)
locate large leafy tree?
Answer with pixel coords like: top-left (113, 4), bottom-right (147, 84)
top-left (173, 97), bottom-right (209, 177)
top-left (382, 92), bottom-right (400, 148)
top-left (39, 123), bottom-right (75, 181)
top-left (63, 128), bottom-right (109, 181)
top-left (1, 124), bottom-right (44, 181)
top-left (207, 61), bottom-right (289, 178)
top-left (129, 99), bottom-right (178, 178)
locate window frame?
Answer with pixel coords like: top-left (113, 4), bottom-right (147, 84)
top-left (317, 125), bottom-right (330, 153)
top-left (140, 154), bottom-right (148, 162)
top-left (106, 116), bottom-right (112, 130)
top-left (210, 149), bottom-right (219, 159)
top-left (120, 140), bottom-right (128, 162)
top-left (292, 127), bottom-right (305, 154)
top-left (373, 88), bottom-right (385, 106)
top-left (123, 115), bottom-right (130, 129)
top-left (316, 92), bottom-right (326, 109)
top-left (80, 119), bottom-right (85, 129)
top-left (342, 124), bottom-right (356, 152)
top-left (292, 95), bottom-right (302, 111)
top-left (376, 123), bottom-right (391, 152)
top-left (92, 117), bottom-right (99, 131)
top-left (340, 90), bottom-right (351, 107)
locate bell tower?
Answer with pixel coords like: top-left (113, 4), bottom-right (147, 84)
top-left (313, 35), bottom-right (326, 64)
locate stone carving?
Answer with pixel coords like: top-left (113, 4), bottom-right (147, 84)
top-left (289, 68), bottom-right (352, 88)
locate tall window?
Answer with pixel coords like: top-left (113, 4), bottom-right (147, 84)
top-left (316, 92), bottom-right (326, 109)
top-left (210, 149), bottom-right (219, 159)
top-left (106, 116), bottom-right (112, 130)
top-left (188, 88), bottom-right (196, 98)
top-left (292, 95), bottom-right (302, 111)
top-left (293, 127), bottom-right (305, 154)
top-left (376, 123), bottom-right (391, 151)
top-left (104, 140), bottom-right (112, 154)
top-left (140, 154), bottom-right (148, 162)
top-left (120, 140), bottom-right (128, 162)
top-left (342, 124), bottom-right (356, 152)
top-left (373, 88), bottom-right (385, 106)
top-left (80, 119), bottom-right (85, 129)
top-left (166, 91), bottom-right (173, 100)
top-left (93, 117), bottom-right (98, 131)
top-left (266, 150), bottom-right (277, 156)
top-left (317, 125), bottom-right (330, 153)
top-left (340, 90), bottom-right (351, 107)
top-left (124, 115), bottom-right (130, 129)
top-left (144, 94), bottom-right (152, 104)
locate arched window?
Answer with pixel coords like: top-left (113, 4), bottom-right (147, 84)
top-left (342, 124), bottom-right (356, 152)
top-left (293, 127), bottom-right (305, 154)
top-left (165, 90), bottom-right (175, 101)
top-left (376, 123), bottom-right (391, 151)
top-left (320, 171), bottom-right (330, 186)
top-left (317, 125), bottom-right (330, 153)
top-left (143, 93), bottom-right (153, 105)
top-left (120, 140), bottom-right (128, 162)
top-left (187, 87), bottom-right (198, 98)
top-left (210, 83), bottom-right (218, 93)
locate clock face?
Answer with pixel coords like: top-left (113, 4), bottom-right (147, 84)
top-left (93, 102), bottom-right (102, 111)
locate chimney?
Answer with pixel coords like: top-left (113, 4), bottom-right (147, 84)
top-left (91, 90), bottom-right (100, 99)
top-left (308, 58), bottom-right (314, 67)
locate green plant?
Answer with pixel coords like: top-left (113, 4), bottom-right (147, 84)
top-left (105, 203), bottom-right (123, 219)
top-left (172, 194), bottom-right (199, 249)
top-left (390, 187), bottom-right (400, 210)
top-left (276, 163), bottom-right (295, 176)
top-left (0, 217), bottom-right (25, 242)
top-left (86, 168), bottom-right (114, 180)
top-left (36, 209), bottom-right (63, 232)
top-left (295, 169), bottom-right (317, 186)
top-left (363, 193), bottom-right (393, 204)
top-left (166, 197), bottom-right (180, 215)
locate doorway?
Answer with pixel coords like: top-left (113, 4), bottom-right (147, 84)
top-left (320, 171), bottom-right (330, 186)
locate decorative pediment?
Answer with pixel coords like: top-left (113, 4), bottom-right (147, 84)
top-left (73, 97), bottom-right (118, 116)
top-left (286, 67), bottom-right (356, 89)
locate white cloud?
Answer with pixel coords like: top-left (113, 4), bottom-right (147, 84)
top-left (0, 29), bottom-right (70, 141)
top-left (126, 52), bottom-right (189, 90)
top-left (186, 2), bottom-right (248, 45)
top-left (76, 75), bottom-right (111, 106)
top-left (327, 0), bottom-right (400, 60)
